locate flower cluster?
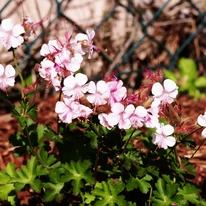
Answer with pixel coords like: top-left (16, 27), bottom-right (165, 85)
top-left (37, 28), bottom-right (180, 149)
top-left (39, 30), bottom-right (98, 91)
top-left (0, 18), bottom-right (205, 151)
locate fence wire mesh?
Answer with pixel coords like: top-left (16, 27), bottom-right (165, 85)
top-left (0, 0), bottom-right (206, 90)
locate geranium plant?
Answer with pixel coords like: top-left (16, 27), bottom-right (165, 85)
top-left (0, 16), bottom-right (206, 206)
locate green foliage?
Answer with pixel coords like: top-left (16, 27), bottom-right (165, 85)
top-left (63, 160), bottom-right (95, 195)
top-left (126, 174), bottom-right (152, 194)
top-left (151, 176), bottom-right (181, 205)
top-left (89, 179), bottom-right (127, 206)
top-left (151, 175), bottom-right (204, 206)
top-left (177, 183), bottom-right (200, 205)
top-left (164, 57), bottom-right (206, 100)
top-left (2, 103), bottom-right (205, 205)
top-left (0, 157), bottom-right (48, 205)
top-left (42, 168), bottom-right (66, 202)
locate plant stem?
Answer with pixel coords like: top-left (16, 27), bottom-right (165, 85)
top-left (12, 49), bottom-right (25, 98)
top-left (148, 186), bottom-right (153, 206)
top-left (166, 127), bottom-right (202, 158)
top-left (94, 146), bottom-right (101, 181)
top-left (190, 137), bottom-right (206, 159)
top-left (57, 90), bottom-right (62, 134)
top-left (123, 129), bottom-right (137, 152)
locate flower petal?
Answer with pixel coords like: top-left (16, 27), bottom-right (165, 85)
top-left (1, 19), bottom-right (13, 31)
top-left (165, 136), bottom-right (176, 147)
top-left (164, 79), bottom-right (177, 93)
top-left (135, 106), bottom-right (147, 117)
top-left (96, 80), bottom-right (109, 94)
top-left (152, 82), bottom-right (163, 97)
top-left (12, 24), bottom-right (25, 36)
top-left (63, 75), bottom-right (76, 89)
top-left (5, 65), bottom-right (15, 77)
top-left (75, 73), bottom-right (88, 86)
top-left (162, 124), bottom-right (174, 136)
top-left (0, 64), bottom-right (4, 75)
top-left (202, 128), bottom-right (206, 138)
top-left (111, 102), bottom-right (124, 114)
top-left (197, 112), bottom-right (206, 127)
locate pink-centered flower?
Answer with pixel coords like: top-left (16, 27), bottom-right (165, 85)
top-left (145, 106), bottom-right (160, 128)
top-left (74, 29), bottom-right (98, 59)
top-left (39, 59), bottom-right (57, 81)
top-left (98, 113), bottom-right (113, 130)
top-left (62, 73), bottom-right (89, 100)
top-left (107, 102), bottom-right (134, 130)
top-left (151, 79), bottom-right (178, 106)
top-left (0, 19), bottom-right (25, 50)
top-left (152, 124), bottom-right (176, 149)
top-left (51, 77), bottom-right (61, 91)
top-left (0, 64), bottom-right (16, 91)
top-left (78, 104), bottom-right (93, 119)
top-left (22, 16), bottom-right (47, 40)
top-left (87, 80), bottom-right (110, 106)
top-left (130, 105), bottom-right (147, 128)
top-left (107, 79), bottom-right (127, 106)
top-left (55, 47), bottom-right (83, 73)
top-left (55, 98), bottom-right (80, 124)
top-left (197, 111), bottom-right (206, 138)
top-left (40, 40), bottom-right (60, 57)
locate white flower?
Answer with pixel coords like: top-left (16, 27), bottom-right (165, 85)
top-left (0, 19), bottom-right (25, 50)
top-left (62, 73), bottom-right (89, 100)
top-left (87, 80), bottom-right (110, 106)
top-left (197, 112), bottom-right (206, 138)
top-left (152, 124), bottom-right (176, 149)
top-left (0, 64), bottom-right (16, 91)
top-left (152, 79), bottom-right (178, 106)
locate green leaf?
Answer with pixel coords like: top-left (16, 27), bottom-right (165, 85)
top-left (126, 174), bottom-right (152, 194)
top-left (177, 183), bottom-right (200, 204)
top-left (11, 105), bottom-right (22, 119)
top-left (199, 198), bottom-right (206, 206)
top-left (43, 182), bottom-right (64, 202)
top-left (151, 177), bottom-right (180, 205)
top-left (26, 103), bottom-right (38, 120)
top-left (37, 124), bottom-right (45, 141)
top-left (123, 129), bottom-right (142, 141)
top-left (195, 76), bottom-right (206, 87)
top-left (0, 162), bottom-right (16, 184)
top-left (42, 168), bottom-right (66, 202)
top-left (0, 184), bottom-right (15, 200)
top-left (12, 156), bottom-right (48, 192)
top-left (63, 160), bottom-right (95, 195)
top-left (163, 69), bottom-right (178, 82)
top-left (84, 192), bottom-right (96, 204)
top-left (178, 58), bottom-right (197, 81)
top-left (128, 202), bottom-right (137, 206)
top-left (84, 130), bottom-right (98, 149)
top-left (38, 148), bottom-right (61, 168)
top-left (92, 179), bottom-right (126, 206)
top-left (25, 74), bottom-right (33, 86)
top-left (0, 171), bottom-right (10, 184)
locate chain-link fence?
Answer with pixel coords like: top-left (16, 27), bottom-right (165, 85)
top-left (0, 0), bottom-right (206, 89)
